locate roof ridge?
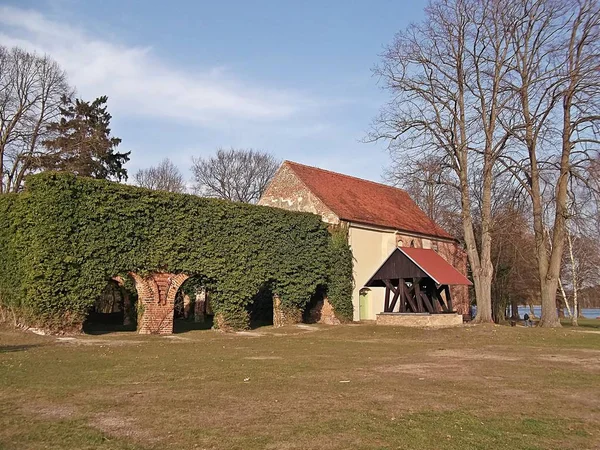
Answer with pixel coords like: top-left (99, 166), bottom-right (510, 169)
top-left (283, 160), bottom-right (410, 195)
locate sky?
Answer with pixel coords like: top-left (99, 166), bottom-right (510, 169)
top-left (0, 0), bottom-right (427, 183)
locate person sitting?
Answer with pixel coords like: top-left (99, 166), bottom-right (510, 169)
top-left (523, 313), bottom-right (533, 327)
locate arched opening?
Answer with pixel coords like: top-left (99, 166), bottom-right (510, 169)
top-left (247, 282), bottom-right (274, 329)
top-left (303, 284), bottom-right (328, 323)
top-left (173, 276), bottom-right (214, 333)
top-left (83, 279), bottom-right (137, 334)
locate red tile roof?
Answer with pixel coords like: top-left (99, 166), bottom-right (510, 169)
top-left (400, 248), bottom-right (472, 285)
top-left (284, 161), bottom-right (453, 240)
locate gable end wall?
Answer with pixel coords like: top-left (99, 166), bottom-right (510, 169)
top-left (258, 164), bottom-right (340, 224)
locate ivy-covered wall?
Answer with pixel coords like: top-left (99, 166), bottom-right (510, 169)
top-left (0, 172), bottom-right (353, 331)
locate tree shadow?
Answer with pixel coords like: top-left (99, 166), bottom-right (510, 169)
top-left (173, 317), bottom-right (214, 333)
top-left (0, 344), bottom-right (44, 353)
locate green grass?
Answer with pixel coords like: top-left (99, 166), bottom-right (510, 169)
top-left (1, 321), bottom-right (599, 449)
top-left (560, 317), bottom-right (600, 329)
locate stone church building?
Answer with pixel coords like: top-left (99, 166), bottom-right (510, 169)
top-left (259, 161), bottom-right (470, 322)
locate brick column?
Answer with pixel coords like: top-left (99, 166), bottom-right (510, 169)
top-left (130, 272), bottom-right (189, 335)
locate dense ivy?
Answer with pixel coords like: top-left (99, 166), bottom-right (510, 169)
top-left (0, 172), bottom-right (353, 331)
top-left (326, 225), bottom-right (355, 321)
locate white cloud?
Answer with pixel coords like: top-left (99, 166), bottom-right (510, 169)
top-left (0, 6), bottom-right (311, 125)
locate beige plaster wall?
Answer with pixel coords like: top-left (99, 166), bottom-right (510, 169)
top-left (350, 223), bottom-right (470, 320)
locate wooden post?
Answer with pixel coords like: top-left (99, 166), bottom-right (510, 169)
top-left (399, 280), bottom-right (406, 313)
top-left (443, 285), bottom-right (453, 311)
top-left (384, 281), bottom-right (391, 313)
top-left (414, 278), bottom-right (423, 313)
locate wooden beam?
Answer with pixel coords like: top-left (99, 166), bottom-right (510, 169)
top-left (414, 278), bottom-right (423, 313)
top-left (384, 281), bottom-right (391, 313)
top-left (400, 281), bottom-right (418, 313)
top-left (388, 281), bottom-right (402, 312)
top-left (443, 285), bottom-right (453, 311)
top-left (399, 282), bottom-right (406, 313)
top-left (420, 292), bottom-right (434, 313)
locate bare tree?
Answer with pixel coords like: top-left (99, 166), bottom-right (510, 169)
top-left (0, 46), bottom-right (70, 193)
top-left (386, 156), bottom-right (462, 238)
top-left (370, 0), bottom-right (515, 323)
top-left (499, 0), bottom-right (600, 327)
top-left (191, 148), bottom-right (279, 203)
top-left (134, 158), bottom-right (186, 193)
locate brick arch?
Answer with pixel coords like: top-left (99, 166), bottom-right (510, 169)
top-left (166, 273), bottom-right (190, 306)
top-left (112, 271), bottom-right (190, 335)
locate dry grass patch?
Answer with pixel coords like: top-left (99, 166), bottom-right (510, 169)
top-left (1, 321), bottom-right (599, 449)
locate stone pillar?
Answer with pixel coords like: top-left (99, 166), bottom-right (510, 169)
top-left (308, 297), bottom-right (341, 325)
top-left (194, 287), bottom-right (206, 323)
top-left (273, 294), bottom-right (284, 328)
top-left (273, 294), bottom-right (302, 327)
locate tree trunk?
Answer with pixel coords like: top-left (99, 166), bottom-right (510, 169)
top-left (556, 297), bottom-right (565, 318)
top-left (472, 274), bottom-right (493, 323)
top-left (529, 302), bottom-right (537, 319)
top-left (539, 278), bottom-right (561, 327)
top-left (511, 297), bottom-right (520, 320)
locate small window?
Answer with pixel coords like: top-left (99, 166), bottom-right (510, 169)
top-left (432, 242), bottom-right (439, 252)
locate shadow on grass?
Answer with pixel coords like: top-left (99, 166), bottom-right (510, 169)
top-left (174, 317), bottom-right (214, 333)
top-left (0, 344), bottom-right (44, 353)
top-left (82, 322), bottom-right (137, 335)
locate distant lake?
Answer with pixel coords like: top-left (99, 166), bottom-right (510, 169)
top-left (472, 305), bottom-right (600, 319)
top-left (517, 306), bottom-right (600, 319)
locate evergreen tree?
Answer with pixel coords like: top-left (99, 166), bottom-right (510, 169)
top-left (41, 95), bottom-right (129, 181)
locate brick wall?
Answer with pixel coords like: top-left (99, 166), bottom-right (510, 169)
top-left (120, 272), bottom-right (189, 335)
top-left (259, 163), bottom-right (471, 321)
top-left (259, 164), bottom-right (340, 224)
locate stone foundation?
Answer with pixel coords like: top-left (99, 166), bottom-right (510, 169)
top-left (376, 312), bottom-right (463, 328)
top-left (308, 297), bottom-right (341, 325)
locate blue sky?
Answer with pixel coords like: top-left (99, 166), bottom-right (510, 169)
top-left (0, 0), bottom-right (427, 183)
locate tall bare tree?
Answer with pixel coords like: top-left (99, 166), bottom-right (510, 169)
top-left (500, 0), bottom-right (600, 326)
top-left (386, 156), bottom-right (462, 238)
top-left (191, 148), bottom-right (279, 203)
top-left (0, 46), bottom-right (70, 193)
top-left (134, 158), bottom-right (186, 193)
top-left (371, 0), bottom-right (515, 323)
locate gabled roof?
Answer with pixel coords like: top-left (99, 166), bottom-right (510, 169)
top-left (400, 248), bottom-right (472, 285)
top-left (365, 247), bottom-right (472, 287)
top-left (284, 161), bottom-right (453, 240)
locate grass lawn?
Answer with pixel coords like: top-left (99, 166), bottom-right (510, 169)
top-left (1, 320), bottom-right (599, 450)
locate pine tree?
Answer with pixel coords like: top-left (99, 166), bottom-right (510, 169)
top-left (41, 95), bottom-right (129, 181)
